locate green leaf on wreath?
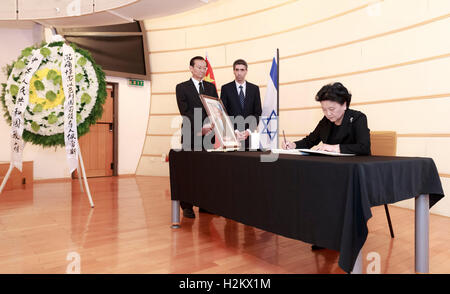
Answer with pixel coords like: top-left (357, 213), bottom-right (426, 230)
top-left (47, 69), bottom-right (58, 80)
top-left (33, 104), bottom-right (43, 113)
top-left (34, 80), bottom-right (45, 91)
top-left (2, 42), bottom-right (107, 147)
top-left (21, 47), bottom-right (33, 57)
top-left (12, 73), bottom-right (23, 82)
top-left (31, 121), bottom-right (40, 131)
top-left (75, 73), bottom-right (84, 83)
top-left (53, 75), bottom-right (62, 86)
top-left (77, 57), bottom-right (87, 67)
top-left (10, 84), bottom-right (19, 96)
top-left (48, 114), bottom-right (57, 124)
top-left (15, 60), bottom-right (26, 69)
top-left (40, 47), bottom-right (51, 57)
top-left (46, 90), bottom-right (57, 102)
top-left (81, 93), bottom-right (91, 104)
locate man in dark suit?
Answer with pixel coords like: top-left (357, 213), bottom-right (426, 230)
top-left (220, 59), bottom-right (262, 149)
top-left (175, 56), bottom-right (218, 218)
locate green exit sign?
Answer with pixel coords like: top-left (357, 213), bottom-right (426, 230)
top-left (129, 79), bottom-right (144, 86)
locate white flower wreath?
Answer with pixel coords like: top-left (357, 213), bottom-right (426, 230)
top-left (1, 42), bottom-right (106, 146)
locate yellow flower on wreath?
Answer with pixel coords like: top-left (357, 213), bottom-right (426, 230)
top-left (29, 68), bottom-right (65, 110)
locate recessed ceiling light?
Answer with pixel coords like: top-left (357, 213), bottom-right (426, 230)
top-left (199, 0), bottom-right (209, 3)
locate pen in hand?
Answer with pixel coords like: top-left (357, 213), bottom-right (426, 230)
top-left (283, 130), bottom-right (287, 148)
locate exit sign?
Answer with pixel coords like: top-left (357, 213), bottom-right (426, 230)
top-left (129, 79), bottom-right (144, 86)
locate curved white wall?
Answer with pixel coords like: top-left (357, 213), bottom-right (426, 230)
top-left (139, 0), bottom-right (450, 216)
top-left (107, 76), bottom-right (150, 176)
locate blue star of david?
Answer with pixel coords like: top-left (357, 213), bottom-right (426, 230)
top-left (261, 110), bottom-right (278, 141)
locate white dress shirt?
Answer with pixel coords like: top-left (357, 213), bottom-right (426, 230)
top-left (235, 80), bottom-right (246, 96)
top-left (191, 77), bottom-right (204, 94)
top-left (234, 80), bottom-right (251, 137)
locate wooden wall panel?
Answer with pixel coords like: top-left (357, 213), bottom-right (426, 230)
top-left (0, 161), bottom-right (33, 190)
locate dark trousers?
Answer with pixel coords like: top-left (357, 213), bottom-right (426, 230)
top-left (180, 201), bottom-right (193, 210)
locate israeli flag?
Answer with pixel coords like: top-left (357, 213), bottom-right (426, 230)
top-left (258, 57), bottom-right (278, 150)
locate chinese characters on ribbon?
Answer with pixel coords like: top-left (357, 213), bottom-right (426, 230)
top-left (10, 51), bottom-right (43, 171)
top-left (62, 44), bottom-right (79, 173)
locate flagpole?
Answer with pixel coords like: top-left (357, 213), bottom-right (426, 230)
top-left (276, 48), bottom-right (280, 149)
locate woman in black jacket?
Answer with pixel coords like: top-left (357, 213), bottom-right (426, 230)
top-left (283, 82), bottom-right (371, 155)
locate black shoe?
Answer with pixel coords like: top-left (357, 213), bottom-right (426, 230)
top-left (183, 208), bottom-right (195, 218)
top-left (311, 244), bottom-right (325, 251)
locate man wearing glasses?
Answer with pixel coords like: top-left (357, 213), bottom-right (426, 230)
top-left (175, 56), bottom-right (218, 218)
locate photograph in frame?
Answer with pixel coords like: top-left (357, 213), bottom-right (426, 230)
top-left (199, 95), bottom-right (240, 150)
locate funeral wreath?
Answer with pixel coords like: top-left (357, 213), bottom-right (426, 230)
top-left (1, 41), bottom-right (106, 147)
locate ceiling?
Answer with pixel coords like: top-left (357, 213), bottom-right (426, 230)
top-left (0, 0), bottom-right (218, 28)
top-left (110, 0), bottom-right (216, 20)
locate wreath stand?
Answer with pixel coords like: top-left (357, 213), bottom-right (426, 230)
top-left (0, 144), bottom-right (94, 208)
top-left (0, 36), bottom-right (104, 210)
top-left (77, 147), bottom-right (95, 208)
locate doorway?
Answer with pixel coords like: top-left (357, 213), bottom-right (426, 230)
top-left (73, 82), bottom-right (118, 178)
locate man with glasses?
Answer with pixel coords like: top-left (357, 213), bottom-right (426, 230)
top-left (175, 56), bottom-right (218, 218)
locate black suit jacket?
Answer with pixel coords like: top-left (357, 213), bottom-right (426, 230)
top-left (220, 81), bottom-right (262, 131)
top-left (294, 108), bottom-right (371, 155)
top-left (176, 79), bottom-right (218, 150)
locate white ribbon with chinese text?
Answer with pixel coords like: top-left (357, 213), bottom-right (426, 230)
top-left (10, 51), bottom-right (43, 171)
top-left (61, 44), bottom-right (79, 173)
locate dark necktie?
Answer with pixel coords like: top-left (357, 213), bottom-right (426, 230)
top-left (239, 85), bottom-right (245, 109)
top-left (199, 81), bottom-right (205, 94)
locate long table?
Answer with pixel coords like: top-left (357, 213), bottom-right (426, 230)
top-left (169, 150), bottom-right (444, 273)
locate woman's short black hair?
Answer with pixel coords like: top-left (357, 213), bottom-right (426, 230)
top-left (315, 82), bottom-right (352, 108)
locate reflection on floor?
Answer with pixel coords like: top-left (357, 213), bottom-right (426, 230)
top-left (0, 176), bottom-right (449, 274)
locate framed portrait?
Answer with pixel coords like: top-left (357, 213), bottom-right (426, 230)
top-left (200, 95), bottom-right (240, 150)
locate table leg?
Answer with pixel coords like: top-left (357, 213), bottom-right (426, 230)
top-left (171, 200), bottom-right (180, 228)
top-left (415, 194), bottom-right (429, 274)
top-left (350, 250), bottom-right (363, 274)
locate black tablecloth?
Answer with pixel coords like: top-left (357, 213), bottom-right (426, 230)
top-left (169, 150), bottom-right (444, 273)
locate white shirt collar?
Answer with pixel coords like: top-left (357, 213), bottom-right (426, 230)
top-left (235, 80), bottom-right (246, 88)
top-left (191, 77), bottom-right (203, 85)
top-left (191, 77), bottom-right (204, 93)
top-left (235, 80), bottom-right (246, 94)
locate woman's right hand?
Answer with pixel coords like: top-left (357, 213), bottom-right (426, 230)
top-left (282, 140), bottom-right (296, 150)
